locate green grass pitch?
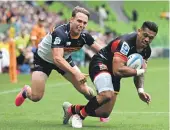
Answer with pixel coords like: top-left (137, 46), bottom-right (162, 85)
top-left (0, 58), bottom-right (168, 130)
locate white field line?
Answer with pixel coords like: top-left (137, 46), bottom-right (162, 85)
top-left (0, 65), bottom-right (168, 95)
top-left (111, 112), bottom-right (169, 114)
top-left (0, 82), bottom-right (168, 114)
top-left (0, 82), bottom-right (70, 95)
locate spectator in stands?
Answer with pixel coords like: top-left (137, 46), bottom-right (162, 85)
top-left (160, 11), bottom-right (170, 20)
top-left (98, 4), bottom-right (108, 28)
top-left (72, 49), bottom-right (85, 67)
top-left (15, 29), bottom-right (30, 67)
top-left (30, 18), bottom-right (46, 48)
top-left (0, 36), bottom-right (9, 73)
top-left (132, 9), bottom-right (138, 22)
top-left (104, 30), bottom-right (114, 44)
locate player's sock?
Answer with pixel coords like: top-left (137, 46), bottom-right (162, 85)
top-left (79, 96), bottom-right (101, 119)
top-left (79, 107), bottom-right (88, 120)
top-left (70, 105), bottom-right (84, 114)
top-left (22, 90), bottom-right (27, 99)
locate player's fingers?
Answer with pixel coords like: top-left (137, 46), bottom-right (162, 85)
top-left (79, 78), bottom-right (87, 84)
top-left (145, 94), bottom-right (151, 105)
top-left (142, 93), bottom-right (147, 99)
top-left (147, 98), bottom-right (151, 104)
top-left (83, 73), bottom-right (89, 77)
top-left (146, 93), bottom-right (151, 101)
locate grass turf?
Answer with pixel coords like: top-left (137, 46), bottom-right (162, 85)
top-left (0, 58), bottom-right (168, 130)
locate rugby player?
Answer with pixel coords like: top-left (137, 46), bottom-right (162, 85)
top-left (62, 21), bottom-right (158, 128)
top-left (15, 6), bottom-right (103, 112)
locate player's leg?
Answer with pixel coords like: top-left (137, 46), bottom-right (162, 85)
top-left (62, 65), bottom-right (95, 124)
top-left (27, 71), bottom-right (48, 101)
top-left (95, 93), bottom-right (117, 118)
top-left (15, 71), bottom-right (48, 106)
top-left (63, 94), bottom-right (117, 126)
top-left (64, 93), bottom-right (117, 119)
top-left (15, 53), bottom-right (51, 106)
top-left (71, 72), bottom-right (116, 128)
top-left (63, 65), bottom-right (95, 100)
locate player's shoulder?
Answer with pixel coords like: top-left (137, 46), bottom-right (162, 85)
top-left (110, 32), bottom-right (136, 43)
top-left (52, 23), bottom-right (69, 39)
top-left (53, 24), bottom-right (67, 33)
top-left (116, 32), bottom-right (137, 50)
top-left (81, 30), bottom-right (92, 37)
top-left (120, 32), bottom-right (137, 42)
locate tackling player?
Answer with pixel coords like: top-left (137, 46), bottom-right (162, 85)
top-left (62, 21), bottom-right (158, 128)
top-left (15, 6), bottom-right (106, 120)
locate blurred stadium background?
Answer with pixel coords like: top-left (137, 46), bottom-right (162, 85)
top-left (0, 1), bottom-right (169, 130)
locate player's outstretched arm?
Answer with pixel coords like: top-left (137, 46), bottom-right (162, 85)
top-left (134, 74), bottom-right (151, 104)
top-left (90, 41), bottom-right (104, 53)
top-left (52, 48), bottom-right (87, 84)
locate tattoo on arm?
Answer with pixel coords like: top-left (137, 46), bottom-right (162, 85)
top-left (134, 74), bottom-right (144, 89)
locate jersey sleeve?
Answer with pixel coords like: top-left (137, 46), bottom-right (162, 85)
top-left (84, 33), bottom-right (95, 46)
top-left (112, 39), bottom-right (130, 61)
top-left (51, 29), bottom-right (66, 48)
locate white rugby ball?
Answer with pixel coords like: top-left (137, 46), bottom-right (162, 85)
top-left (127, 53), bottom-right (143, 69)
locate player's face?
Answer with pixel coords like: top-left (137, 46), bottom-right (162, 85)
top-left (137, 28), bottom-right (157, 49)
top-left (70, 12), bottom-right (88, 36)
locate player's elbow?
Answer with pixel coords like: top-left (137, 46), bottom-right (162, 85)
top-left (113, 69), bottom-right (122, 77)
top-left (53, 56), bottom-right (62, 64)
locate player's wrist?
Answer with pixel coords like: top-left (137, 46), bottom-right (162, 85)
top-left (137, 87), bottom-right (144, 93)
top-left (136, 69), bottom-right (145, 76)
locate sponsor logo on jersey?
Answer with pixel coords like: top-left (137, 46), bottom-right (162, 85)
top-left (65, 31), bottom-right (68, 34)
top-left (64, 47), bottom-right (81, 52)
top-left (120, 41), bottom-right (130, 55)
top-left (53, 37), bottom-right (61, 45)
top-left (66, 42), bottom-right (71, 46)
top-left (98, 63), bottom-right (108, 70)
top-left (34, 64), bottom-right (40, 68)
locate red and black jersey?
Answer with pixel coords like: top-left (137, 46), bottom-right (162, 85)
top-left (89, 32), bottom-right (151, 91)
top-left (98, 32), bottom-right (151, 63)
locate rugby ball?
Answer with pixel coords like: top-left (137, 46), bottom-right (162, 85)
top-left (127, 53), bottom-right (143, 69)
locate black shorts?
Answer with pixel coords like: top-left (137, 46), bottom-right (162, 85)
top-left (32, 52), bottom-right (75, 76)
top-left (89, 55), bottom-right (121, 92)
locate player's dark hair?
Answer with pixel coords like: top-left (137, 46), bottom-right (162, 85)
top-left (141, 21), bottom-right (158, 33)
top-left (72, 6), bottom-right (90, 18)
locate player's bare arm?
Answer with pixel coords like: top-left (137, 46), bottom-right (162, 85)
top-left (52, 48), bottom-right (87, 83)
top-left (90, 41), bottom-right (104, 53)
top-left (52, 48), bottom-right (74, 74)
top-left (133, 61), bottom-right (151, 104)
top-left (133, 59), bottom-right (148, 91)
top-left (112, 53), bottom-right (139, 77)
top-left (82, 41), bottom-right (103, 58)
top-left (133, 59), bottom-right (148, 90)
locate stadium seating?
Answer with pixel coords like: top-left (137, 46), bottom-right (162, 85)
top-left (83, 1), bottom-right (117, 22)
top-left (37, 1), bottom-right (105, 33)
top-left (83, 1), bottom-right (169, 48)
top-left (123, 1), bottom-right (169, 47)
top-left (0, 24), bottom-right (10, 33)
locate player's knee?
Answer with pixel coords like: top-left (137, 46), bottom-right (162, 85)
top-left (31, 95), bottom-right (42, 102)
top-left (101, 90), bottom-right (114, 101)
